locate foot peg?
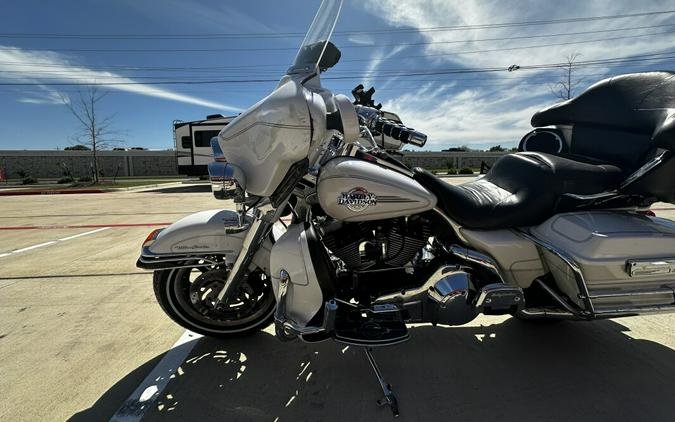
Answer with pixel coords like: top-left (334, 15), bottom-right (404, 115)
top-left (365, 347), bottom-right (399, 418)
top-left (474, 283), bottom-right (524, 314)
top-left (334, 304), bottom-right (409, 346)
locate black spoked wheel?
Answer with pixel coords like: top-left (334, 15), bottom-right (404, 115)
top-left (153, 259), bottom-right (275, 338)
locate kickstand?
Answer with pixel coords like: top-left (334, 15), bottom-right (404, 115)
top-left (364, 347), bottom-right (399, 418)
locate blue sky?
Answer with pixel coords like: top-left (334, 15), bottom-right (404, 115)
top-left (1, 0), bottom-right (674, 151)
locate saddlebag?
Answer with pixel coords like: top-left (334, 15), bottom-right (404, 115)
top-left (530, 211), bottom-right (675, 316)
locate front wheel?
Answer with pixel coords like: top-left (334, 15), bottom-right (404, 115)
top-left (153, 262), bottom-right (276, 338)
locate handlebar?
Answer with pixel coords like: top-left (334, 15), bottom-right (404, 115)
top-left (372, 116), bottom-right (427, 147)
top-left (354, 105), bottom-right (427, 147)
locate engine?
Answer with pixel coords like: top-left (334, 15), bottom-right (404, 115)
top-left (320, 216), bottom-right (430, 270)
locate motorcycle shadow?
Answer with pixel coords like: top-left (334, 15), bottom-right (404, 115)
top-left (70, 317), bottom-right (675, 422)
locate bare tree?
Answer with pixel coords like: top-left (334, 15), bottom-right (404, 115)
top-left (551, 53), bottom-right (583, 101)
top-left (60, 87), bottom-right (124, 183)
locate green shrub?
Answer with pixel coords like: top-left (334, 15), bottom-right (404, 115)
top-left (21, 176), bottom-right (38, 185)
top-left (458, 167), bottom-right (474, 175)
top-left (446, 168), bottom-right (457, 175)
top-left (58, 176), bottom-right (74, 184)
top-left (78, 176), bottom-right (92, 183)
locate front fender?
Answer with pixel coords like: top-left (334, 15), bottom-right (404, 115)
top-left (136, 209), bottom-right (271, 272)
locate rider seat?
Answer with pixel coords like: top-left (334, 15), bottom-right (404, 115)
top-left (413, 152), bottom-right (625, 230)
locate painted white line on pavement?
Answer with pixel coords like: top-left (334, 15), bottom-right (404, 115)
top-left (110, 330), bottom-right (202, 422)
top-left (0, 227), bottom-right (111, 259)
top-left (12, 241), bottom-right (57, 254)
top-left (58, 227), bottom-right (111, 241)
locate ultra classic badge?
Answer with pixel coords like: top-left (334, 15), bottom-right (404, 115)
top-left (338, 187), bottom-right (378, 212)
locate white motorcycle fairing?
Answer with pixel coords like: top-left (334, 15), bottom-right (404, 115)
top-left (216, 76), bottom-right (320, 197)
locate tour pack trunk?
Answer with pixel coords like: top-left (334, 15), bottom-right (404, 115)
top-left (530, 211), bottom-right (675, 315)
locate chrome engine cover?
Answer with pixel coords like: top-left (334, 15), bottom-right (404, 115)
top-left (374, 266), bottom-right (477, 326)
top-left (317, 157), bottom-right (437, 222)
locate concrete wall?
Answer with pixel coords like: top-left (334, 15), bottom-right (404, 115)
top-left (0, 150), bottom-right (177, 179)
top-left (399, 151), bottom-right (507, 170)
top-left (0, 149), bottom-right (509, 179)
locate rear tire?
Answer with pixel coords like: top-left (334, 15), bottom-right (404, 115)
top-left (153, 264), bottom-right (275, 338)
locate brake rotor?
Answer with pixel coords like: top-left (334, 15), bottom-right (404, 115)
top-left (188, 269), bottom-right (261, 320)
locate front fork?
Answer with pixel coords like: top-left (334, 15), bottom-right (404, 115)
top-left (214, 202), bottom-right (278, 307)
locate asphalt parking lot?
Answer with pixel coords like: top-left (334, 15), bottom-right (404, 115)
top-left (1, 179), bottom-right (675, 422)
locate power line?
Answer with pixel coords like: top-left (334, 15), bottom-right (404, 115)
top-left (2, 24), bottom-right (674, 53)
top-left (2, 55), bottom-right (673, 80)
top-left (1, 53), bottom-right (672, 86)
top-left (0, 73), bottom-right (638, 93)
top-left (0, 10), bottom-right (673, 39)
top-left (340, 31), bottom-right (675, 63)
top-left (2, 54), bottom-right (672, 81)
top-left (1, 31), bottom-right (672, 78)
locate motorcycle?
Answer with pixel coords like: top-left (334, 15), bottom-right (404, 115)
top-left (137, 0), bottom-right (675, 416)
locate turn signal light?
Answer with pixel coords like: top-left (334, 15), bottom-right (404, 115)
top-left (143, 228), bottom-right (163, 247)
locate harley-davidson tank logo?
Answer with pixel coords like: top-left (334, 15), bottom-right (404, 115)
top-left (338, 187), bottom-right (377, 212)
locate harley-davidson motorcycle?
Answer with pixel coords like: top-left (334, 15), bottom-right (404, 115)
top-left (137, 0), bottom-right (675, 415)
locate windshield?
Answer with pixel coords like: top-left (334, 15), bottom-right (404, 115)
top-left (287, 0), bottom-right (342, 75)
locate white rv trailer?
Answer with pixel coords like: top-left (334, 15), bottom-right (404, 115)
top-left (174, 114), bottom-right (236, 176)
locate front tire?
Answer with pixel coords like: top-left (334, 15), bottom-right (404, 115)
top-left (153, 263), bottom-right (275, 338)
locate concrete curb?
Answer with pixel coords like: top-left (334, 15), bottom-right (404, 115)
top-left (0, 189), bottom-right (106, 196)
top-left (0, 182), bottom-right (183, 196)
top-left (107, 182), bottom-right (184, 192)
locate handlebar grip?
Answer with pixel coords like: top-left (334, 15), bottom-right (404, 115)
top-left (374, 117), bottom-right (427, 147)
top-left (354, 105), bottom-right (427, 147)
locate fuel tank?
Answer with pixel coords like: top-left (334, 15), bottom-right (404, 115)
top-left (317, 157), bottom-right (437, 222)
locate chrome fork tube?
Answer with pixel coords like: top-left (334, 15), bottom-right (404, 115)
top-left (215, 204), bottom-right (275, 305)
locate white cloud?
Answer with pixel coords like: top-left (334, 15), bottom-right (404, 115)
top-left (16, 85), bottom-right (64, 105)
top-left (382, 82), bottom-right (550, 148)
top-left (0, 46), bottom-right (243, 111)
top-left (347, 34), bottom-right (376, 46)
top-left (362, 45), bottom-right (408, 88)
top-left (355, 0), bottom-right (675, 149)
top-left (360, 0), bottom-right (675, 69)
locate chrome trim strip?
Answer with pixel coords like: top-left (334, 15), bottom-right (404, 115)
top-left (562, 191), bottom-right (619, 201)
top-left (533, 278), bottom-right (584, 317)
top-left (445, 244), bottom-right (505, 283)
top-left (139, 255), bottom-right (218, 264)
top-left (516, 308), bottom-right (578, 320)
top-left (136, 254), bottom-right (222, 271)
top-left (516, 229), bottom-right (595, 316)
top-left (620, 149), bottom-right (670, 189)
top-left (593, 304), bottom-right (675, 316)
top-left (588, 287), bottom-right (675, 299)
